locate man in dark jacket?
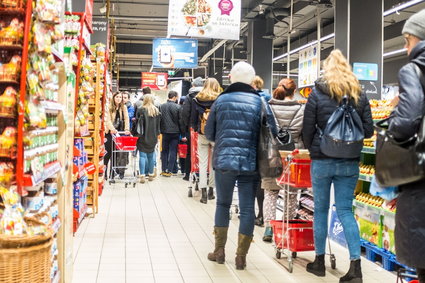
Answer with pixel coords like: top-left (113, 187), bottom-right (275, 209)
top-left (205, 62), bottom-right (261, 271)
top-left (179, 77), bottom-right (204, 180)
top-left (160, 91), bottom-right (182, 177)
top-left (388, 9), bottom-right (425, 281)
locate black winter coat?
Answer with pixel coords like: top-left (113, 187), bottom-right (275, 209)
top-left (389, 40), bottom-right (425, 269)
top-left (180, 87), bottom-right (202, 132)
top-left (302, 78), bottom-right (374, 159)
top-left (160, 100), bottom-right (181, 134)
top-left (136, 108), bottom-right (161, 153)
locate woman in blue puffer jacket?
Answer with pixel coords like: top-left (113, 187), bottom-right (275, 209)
top-left (205, 62), bottom-right (262, 271)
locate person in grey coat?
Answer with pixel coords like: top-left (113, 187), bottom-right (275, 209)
top-left (262, 78), bottom-right (305, 242)
top-left (387, 10), bottom-right (425, 282)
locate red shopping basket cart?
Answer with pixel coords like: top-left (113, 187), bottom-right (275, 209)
top-left (114, 136), bottom-right (138, 151)
top-left (277, 157), bottom-right (312, 188)
top-left (270, 219), bottom-right (315, 252)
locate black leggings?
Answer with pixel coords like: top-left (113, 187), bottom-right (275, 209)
top-left (104, 133), bottom-right (113, 178)
top-left (256, 181), bottom-right (264, 218)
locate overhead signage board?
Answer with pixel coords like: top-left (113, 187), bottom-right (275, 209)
top-left (152, 38), bottom-right (198, 69)
top-left (167, 0), bottom-right (241, 40)
top-left (92, 18), bottom-right (109, 47)
top-left (353, 63), bottom-right (378, 81)
top-left (141, 72), bottom-right (168, 90)
top-left (298, 45), bottom-right (318, 88)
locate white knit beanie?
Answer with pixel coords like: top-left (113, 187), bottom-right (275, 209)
top-left (230, 62), bottom-right (256, 85)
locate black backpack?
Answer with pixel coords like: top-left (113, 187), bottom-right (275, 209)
top-left (317, 96), bottom-right (364, 158)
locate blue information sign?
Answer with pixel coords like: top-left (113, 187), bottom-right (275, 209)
top-left (153, 38), bottom-right (198, 69)
top-left (353, 63), bottom-right (378, 81)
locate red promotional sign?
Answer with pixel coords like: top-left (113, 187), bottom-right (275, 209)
top-left (141, 72), bottom-right (168, 90)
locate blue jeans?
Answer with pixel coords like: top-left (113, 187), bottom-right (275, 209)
top-left (139, 151), bottom-right (155, 176)
top-left (214, 170), bottom-right (260, 236)
top-left (311, 159), bottom-right (360, 260)
top-left (161, 133), bottom-right (179, 173)
top-left (144, 150), bottom-right (157, 175)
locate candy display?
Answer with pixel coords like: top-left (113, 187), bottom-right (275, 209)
top-left (0, 162), bottom-right (14, 185)
top-left (354, 199), bottom-right (382, 247)
top-left (355, 192), bottom-right (385, 207)
top-left (0, 18), bottom-right (24, 46)
top-left (0, 55), bottom-right (21, 82)
top-left (370, 99), bottom-right (393, 121)
top-left (359, 164), bottom-right (375, 177)
top-left (0, 127), bottom-right (17, 158)
top-left (0, 86), bottom-right (17, 117)
top-left (363, 134), bottom-right (376, 148)
top-left (0, 0), bottom-right (22, 8)
top-left (64, 15), bottom-right (80, 34)
top-left (0, 187), bottom-right (25, 235)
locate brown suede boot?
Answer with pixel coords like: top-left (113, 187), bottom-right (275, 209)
top-left (235, 233), bottom-right (253, 270)
top-left (207, 227), bottom-right (228, 264)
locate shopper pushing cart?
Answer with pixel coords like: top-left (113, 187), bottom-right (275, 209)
top-left (109, 133), bottom-right (138, 188)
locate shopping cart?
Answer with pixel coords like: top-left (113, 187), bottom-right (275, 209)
top-left (109, 133), bottom-right (138, 188)
top-left (273, 149), bottom-right (336, 273)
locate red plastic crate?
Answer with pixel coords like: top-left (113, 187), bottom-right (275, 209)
top-left (270, 220), bottom-right (315, 252)
top-left (114, 136), bottom-right (138, 151)
top-left (277, 158), bottom-right (312, 188)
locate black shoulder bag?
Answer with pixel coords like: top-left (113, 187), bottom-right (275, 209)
top-left (375, 63), bottom-right (425, 187)
top-left (257, 97), bottom-right (283, 178)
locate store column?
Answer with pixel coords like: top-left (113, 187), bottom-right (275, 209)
top-left (335, 0), bottom-right (383, 99)
top-left (247, 18), bottom-right (273, 92)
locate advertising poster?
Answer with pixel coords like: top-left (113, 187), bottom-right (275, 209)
top-left (353, 63), bottom-right (378, 81)
top-left (167, 0), bottom-right (241, 40)
top-left (298, 45), bottom-right (318, 88)
top-left (153, 38), bottom-right (198, 69)
top-left (141, 72), bottom-right (168, 90)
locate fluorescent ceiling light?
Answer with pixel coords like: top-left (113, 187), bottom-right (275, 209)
top-left (273, 1), bottom-right (424, 62)
top-left (273, 33), bottom-right (334, 61)
top-left (383, 48), bottom-right (407, 57)
top-left (383, 0), bottom-right (425, 16)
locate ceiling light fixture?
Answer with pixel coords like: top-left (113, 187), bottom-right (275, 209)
top-left (383, 0), bottom-right (425, 16)
top-left (273, 1), bottom-right (424, 62)
top-left (383, 48), bottom-right (407, 57)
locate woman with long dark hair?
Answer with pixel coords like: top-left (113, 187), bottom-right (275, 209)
top-left (105, 92), bottom-right (130, 180)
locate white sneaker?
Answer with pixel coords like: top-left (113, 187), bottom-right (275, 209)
top-left (139, 175), bottom-right (146, 184)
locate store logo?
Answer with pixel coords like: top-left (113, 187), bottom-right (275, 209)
top-left (219, 0), bottom-right (233, 15)
top-left (333, 222), bottom-right (343, 236)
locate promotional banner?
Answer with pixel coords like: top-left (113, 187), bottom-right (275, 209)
top-left (141, 72), bottom-right (168, 90)
top-left (298, 45), bottom-right (318, 88)
top-left (153, 38), bottom-right (198, 69)
top-left (167, 0), bottom-right (241, 40)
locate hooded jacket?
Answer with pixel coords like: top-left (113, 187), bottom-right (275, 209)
top-left (205, 83), bottom-right (261, 172)
top-left (302, 78), bottom-right (374, 160)
top-left (389, 40), bottom-right (425, 269)
top-left (191, 90), bottom-right (219, 133)
top-left (125, 101), bottom-right (135, 129)
top-left (180, 86), bottom-right (203, 132)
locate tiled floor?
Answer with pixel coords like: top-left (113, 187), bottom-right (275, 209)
top-left (72, 175), bottom-right (397, 283)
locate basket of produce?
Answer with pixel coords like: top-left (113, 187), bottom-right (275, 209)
top-left (0, 188), bottom-right (53, 282)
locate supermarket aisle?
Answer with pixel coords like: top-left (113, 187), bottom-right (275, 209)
top-left (72, 176), bottom-right (397, 283)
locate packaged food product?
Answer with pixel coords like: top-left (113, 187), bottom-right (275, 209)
top-left (0, 86), bottom-right (17, 117)
top-left (0, 18), bottom-right (24, 46)
top-left (0, 162), bottom-right (14, 185)
top-left (0, 187), bottom-right (26, 235)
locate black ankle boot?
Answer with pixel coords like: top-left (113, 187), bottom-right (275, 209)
top-left (340, 259), bottom-right (362, 283)
top-left (207, 187), bottom-right (215, 200)
top-left (200, 188), bottom-right (207, 204)
top-left (306, 254), bottom-right (325, 277)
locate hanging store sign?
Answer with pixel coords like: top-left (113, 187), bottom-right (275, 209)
top-left (152, 38), bottom-right (198, 69)
top-left (167, 0), bottom-right (241, 40)
top-left (92, 18), bottom-right (109, 47)
top-left (298, 45), bottom-right (318, 88)
top-left (141, 72), bottom-right (168, 90)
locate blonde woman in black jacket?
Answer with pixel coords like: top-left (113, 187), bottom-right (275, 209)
top-left (302, 50), bottom-right (373, 283)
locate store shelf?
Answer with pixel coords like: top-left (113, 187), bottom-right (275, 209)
top-left (362, 146), bottom-right (376, 154)
top-left (300, 203), bottom-right (314, 213)
top-left (51, 47), bottom-right (64, 62)
top-left (24, 143), bottom-right (59, 159)
top-left (0, 7), bottom-right (25, 15)
top-left (40, 100), bottom-right (64, 113)
top-left (359, 173), bottom-right (373, 183)
top-left (52, 218), bottom-right (61, 236)
top-left (0, 44), bottom-right (23, 50)
top-left (23, 160), bottom-right (61, 187)
top-left (0, 79), bottom-right (19, 85)
top-left (28, 126), bottom-right (59, 137)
